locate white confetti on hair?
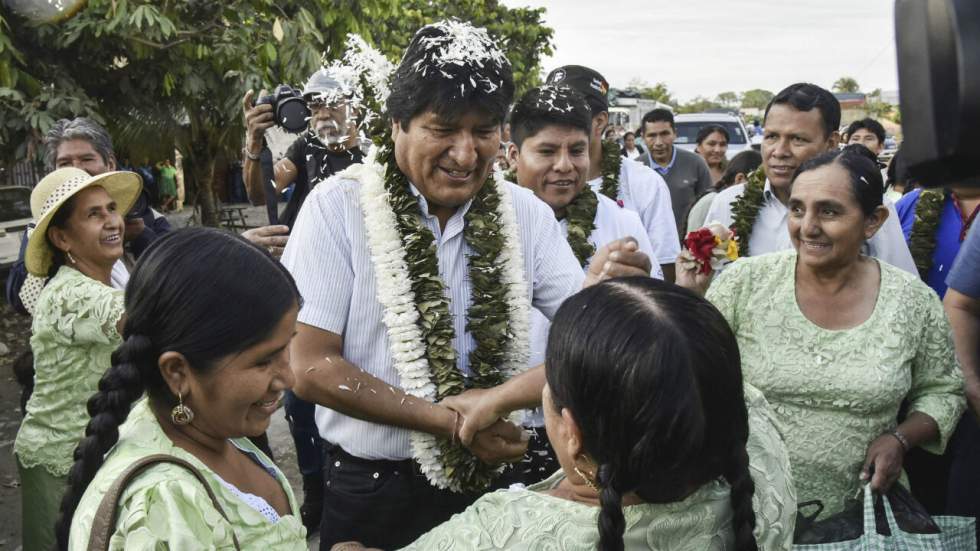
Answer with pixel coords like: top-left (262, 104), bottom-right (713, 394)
top-left (410, 19), bottom-right (509, 97)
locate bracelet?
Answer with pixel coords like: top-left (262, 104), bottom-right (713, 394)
top-left (450, 411), bottom-right (461, 446)
top-left (243, 146), bottom-right (261, 161)
top-left (890, 429), bottom-right (911, 452)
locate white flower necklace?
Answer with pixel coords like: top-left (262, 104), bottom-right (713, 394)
top-left (342, 147), bottom-right (530, 491)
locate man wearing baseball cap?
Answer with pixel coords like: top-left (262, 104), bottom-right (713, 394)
top-left (546, 65), bottom-right (681, 281)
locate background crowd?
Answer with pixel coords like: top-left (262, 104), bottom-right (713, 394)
top-left (2, 14), bottom-right (980, 551)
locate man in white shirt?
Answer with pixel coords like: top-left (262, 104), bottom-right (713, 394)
top-left (545, 65), bottom-right (680, 281)
top-left (704, 83), bottom-right (916, 275)
top-left (283, 21), bottom-right (651, 549)
top-left (500, 84), bottom-right (659, 485)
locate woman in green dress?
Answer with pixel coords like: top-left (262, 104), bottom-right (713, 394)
top-left (679, 144), bottom-right (965, 518)
top-left (56, 227), bottom-right (308, 549)
top-left (365, 278), bottom-right (795, 550)
top-left (14, 167), bottom-right (141, 551)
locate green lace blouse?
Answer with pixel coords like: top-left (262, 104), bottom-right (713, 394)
top-left (68, 399), bottom-right (307, 549)
top-left (706, 250), bottom-right (965, 518)
top-left (14, 266), bottom-right (124, 477)
top-left (403, 385), bottom-right (796, 550)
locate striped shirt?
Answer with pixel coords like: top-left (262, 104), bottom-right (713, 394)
top-left (282, 177), bottom-right (583, 460)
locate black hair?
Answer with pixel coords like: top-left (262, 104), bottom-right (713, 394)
top-left (386, 20), bottom-right (515, 130)
top-left (45, 194), bottom-right (79, 276)
top-left (886, 147), bottom-right (915, 189)
top-left (792, 143), bottom-right (884, 215)
top-left (54, 227), bottom-right (302, 549)
top-left (764, 83), bottom-right (841, 139)
top-left (623, 131), bottom-right (634, 139)
top-left (717, 149), bottom-right (763, 190)
top-left (641, 108), bottom-right (674, 131)
top-left (546, 278), bottom-right (757, 551)
top-left (696, 124), bottom-right (730, 145)
top-left (509, 86), bottom-right (592, 148)
top-left (845, 117), bottom-right (886, 144)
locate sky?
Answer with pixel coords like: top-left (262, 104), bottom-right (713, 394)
top-left (499, 0), bottom-right (899, 102)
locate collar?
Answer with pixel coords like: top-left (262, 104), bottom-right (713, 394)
top-left (652, 147), bottom-right (677, 175)
top-left (407, 182), bottom-right (474, 220)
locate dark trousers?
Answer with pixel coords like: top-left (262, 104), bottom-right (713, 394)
top-left (319, 445), bottom-right (479, 550)
top-left (283, 390), bottom-right (324, 478)
top-left (493, 425), bottom-right (560, 489)
top-left (947, 415), bottom-right (980, 545)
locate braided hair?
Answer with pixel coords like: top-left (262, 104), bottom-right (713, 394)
top-left (54, 227), bottom-right (301, 549)
top-left (546, 278), bottom-right (758, 551)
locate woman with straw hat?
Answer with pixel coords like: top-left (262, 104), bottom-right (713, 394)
top-left (13, 166), bottom-right (141, 550)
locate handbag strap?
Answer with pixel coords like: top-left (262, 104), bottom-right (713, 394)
top-left (87, 453), bottom-right (242, 550)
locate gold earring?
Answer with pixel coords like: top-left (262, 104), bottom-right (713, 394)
top-left (66, 250), bottom-right (77, 264)
top-left (573, 465), bottom-right (600, 493)
top-left (170, 392), bottom-right (194, 425)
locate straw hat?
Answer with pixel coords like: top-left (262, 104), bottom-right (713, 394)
top-left (25, 167), bottom-right (142, 276)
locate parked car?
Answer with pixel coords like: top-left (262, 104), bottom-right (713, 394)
top-left (0, 186), bottom-right (32, 270)
top-left (673, 113), bottom-right (751, 160)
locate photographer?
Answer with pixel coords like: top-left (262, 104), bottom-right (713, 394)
top-left (241, 69), bottom-right (364, 251)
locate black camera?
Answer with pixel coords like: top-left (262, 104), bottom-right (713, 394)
top-left (256, 85), bottom-right (311, 134)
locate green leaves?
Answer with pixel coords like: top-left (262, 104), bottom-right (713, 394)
top-left (728, 168), bottom-right (767, 257)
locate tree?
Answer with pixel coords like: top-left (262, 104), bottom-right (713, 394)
top-left (372, 0), bottom-right (554, 98)
top-left (676, 96), bottom-right (721, 114)
top-left (626, 78), bottom-right (675, 106)
top-left (864, 88), bottom-right (894, 120)
top-left (2, 0), bottom-right (394, 224)
top-left (740, 88), bottom-right (773, 110)
top-left (716, 91), bottom-right (738, 109)
top-left (833, 76), bottom-right (860, 93)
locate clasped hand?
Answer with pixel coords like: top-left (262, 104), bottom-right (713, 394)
top-left (441, 388), bottom-right (528, 465)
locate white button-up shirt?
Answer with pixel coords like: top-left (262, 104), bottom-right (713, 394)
top-left (589, 158), bottom-right (680, 266)
top-left (704, 179), bottom-right (917, 274)
top-left (282, 177), bottom-right (584, 460)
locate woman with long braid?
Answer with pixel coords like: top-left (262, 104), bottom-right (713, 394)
top-left (383, 278), bottom-right (796, 550)
top-left (55, 227), bottom-right (308, 549)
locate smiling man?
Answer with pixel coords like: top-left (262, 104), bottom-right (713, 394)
top-left (281, 21), bottom-right (651, 549)
top-left (502, 85), bottom-right (658, 485)
top-left (703, 83), bottom-right (916, 274)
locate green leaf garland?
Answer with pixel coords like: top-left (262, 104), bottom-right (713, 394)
top-left (728, 168), bottom-right (766, 257)
top-left (599, 139), bottom-right (622, 200)
top-left (374, 139), bottom-right (517, 492)
top-left (908, 189), bottom-right (945, 281)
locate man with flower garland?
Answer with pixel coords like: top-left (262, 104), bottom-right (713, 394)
top-left (495, 84), bottom-right (659, 485)
top-left (545, 65), bottom-right (681, 281)
top-left (703, 82), bottom-right (916, 275)
top-left (282, 21), bottom-right (651, 549)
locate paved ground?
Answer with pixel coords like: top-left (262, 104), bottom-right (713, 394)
top-left (0, 202), bottom-right (321, 549)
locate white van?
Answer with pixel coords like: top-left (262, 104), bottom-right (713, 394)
top-left (673, 113), bottom-right (751, 160)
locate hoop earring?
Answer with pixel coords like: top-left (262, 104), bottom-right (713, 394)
top-left (66, 250), bottom-right (77, 264)
top-left (171, 392), bottom-right (194, 426)
top-left (573, 465), bottom-right (600, 493)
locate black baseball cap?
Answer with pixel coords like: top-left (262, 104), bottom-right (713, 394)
top-left (546, 65), bottom-right (609, 115)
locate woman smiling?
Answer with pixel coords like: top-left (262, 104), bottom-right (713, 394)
top-left (13, 167), bottom-right (141, 550)
top-left (56, 228), bottom-right (307, 549)
top-left (680, 144), bottom-right (965, 519)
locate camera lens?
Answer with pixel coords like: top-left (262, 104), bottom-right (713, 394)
top-left (277, 97), bottom-right (311, 133)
